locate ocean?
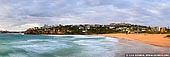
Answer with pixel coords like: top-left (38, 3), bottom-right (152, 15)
top-left (0, 34), bottom-right (170, 57)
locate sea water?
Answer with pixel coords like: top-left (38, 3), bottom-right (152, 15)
top-left (0, 34), bottom-right (170, 57)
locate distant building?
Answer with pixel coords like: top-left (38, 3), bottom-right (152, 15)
top-left (85, 24), bottom-right (91, 29)
top-left (109, 26), bottom-right (115, 29)
top-left (160, 27), bottom-right (166, 33)
top-left (151, 26), bottom-right (160, 32)
top-left (119, 23), bottom-right (126, 25)
top-left (82, 30), bottom-right (87, 32)
top-left (43, 24), bottom-right (49, 28)
top-left (140, 28), bottom-right (147, 32)
top-left (110, 23), bottom-right (116, 26)
top-left (94, 24), bottom-right (101, 27)
top-left (79, 26), bottom-right (84, 29)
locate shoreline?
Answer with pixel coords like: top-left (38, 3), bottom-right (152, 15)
top-left (2, 33), bottom-right (170, 47)
top-left (95, 34), bottom-right (170, 48)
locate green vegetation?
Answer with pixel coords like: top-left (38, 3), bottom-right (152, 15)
top-left (24, 23), bottom-right (170, 35)
top-left (164, 35), bottom-right (170, 39)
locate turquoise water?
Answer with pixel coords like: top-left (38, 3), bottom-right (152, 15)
top-left (0, 34), bottom-right (170, 57)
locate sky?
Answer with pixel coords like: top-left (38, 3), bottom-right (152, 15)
top-left (0, 0), bottom-right (170, 31)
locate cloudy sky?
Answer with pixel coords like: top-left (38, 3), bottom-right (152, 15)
top-left (0, 0), bottom-right (170, 31)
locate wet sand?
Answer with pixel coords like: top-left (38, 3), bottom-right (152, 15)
top-left (96, 34), bottom-right (170, 47)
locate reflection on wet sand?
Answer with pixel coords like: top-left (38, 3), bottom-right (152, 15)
top-left (115, 38), bottom-right (170, 57)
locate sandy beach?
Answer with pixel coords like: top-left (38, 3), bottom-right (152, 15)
top-left (96, 34), bottom-right (170, 47)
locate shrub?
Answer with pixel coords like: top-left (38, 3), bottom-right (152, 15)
top-left (164, 35), bottom-right (170, 39)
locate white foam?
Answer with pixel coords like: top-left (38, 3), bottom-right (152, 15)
top-left (13, 43), bottom-right (71, 54)
top-left (73, 39), bottom-right (102, 46)
top-left (9, 53), bottom-right (28, 57)
top-left (47, 35), bottom-right (105, 38)
top-left (73, 40), bottom-right (91, 45)
top-left (47, 35), bottom-right (79, 37)
top-left (104, 37), bottom-right (119, 42)
top-left (27, 39), bottom-right (48, 42)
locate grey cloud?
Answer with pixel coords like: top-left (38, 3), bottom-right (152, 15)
top-left (0, 0), bottom-right (170, 31)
